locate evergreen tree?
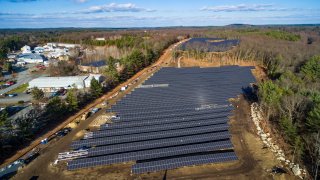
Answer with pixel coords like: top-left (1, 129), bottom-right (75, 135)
top-left (66, 88), bottom-right (78, 111)
top-left (90, 78), bottom-right (103, 98)
top-left (0, 110), bottom-right (8, 127)
top-left (307, 102), bottom-right (320, 133)
top-left (104, 57), bottom-right (120, 85)
top-left (31, 87), bottom-right (44, 101)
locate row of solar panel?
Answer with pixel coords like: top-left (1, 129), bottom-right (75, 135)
top-left (96, 118), bottom-right (227, 137)
top-left (108, 103), bottom-right (232, 113)
top-left (144, 75), bottom-right (255, 84)
top-left (71, 124), bottom-right (229, 149)
top-left (108, 106), bottom-right (231, 119)
top-left (132, 151), bottom-right (238, 174)
top-left (102, 111), bottom-right (231, 130)
top-left (88, 131), bottom-right (230, 156)
top-left (112, 108), bottom-right (232, 122)
top-left (68, 140), bottom-right (233, 170)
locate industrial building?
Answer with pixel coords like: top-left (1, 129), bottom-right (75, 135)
top-left (28, 74), bottom-right (103, 92)
top-left (78, 60), bottom-right (108, 74)
top-left (17, 53), bottom-right (44, 63)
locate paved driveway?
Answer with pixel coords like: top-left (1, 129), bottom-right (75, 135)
top-left (0, 65), bottom-right (33, 95)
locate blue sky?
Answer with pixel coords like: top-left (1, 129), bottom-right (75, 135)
top-left (0, 0), bottom-right (319, 28)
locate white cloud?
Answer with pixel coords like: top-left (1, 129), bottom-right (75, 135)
top-left (80, 3), bottom-right (155, 14)
top-left (201, 4), bottom-right (288, 12)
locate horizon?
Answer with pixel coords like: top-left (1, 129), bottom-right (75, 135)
top-left (0, 0), bottom-right (319, 28)
top-left (1, 23), bottom-right (320, 30)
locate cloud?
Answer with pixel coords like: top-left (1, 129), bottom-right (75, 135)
top-left (201, 4), bottom-right (289, 12)
top-left (80, 3), bottom-right (155, 14)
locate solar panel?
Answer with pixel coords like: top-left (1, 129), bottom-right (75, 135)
top-left (88, 131), bottom-right (230, 156)
top-left (66, 66), bottom-right (256, 173)
top-left (71, 124), bottom-right (229, 149)
top-left (132, 151), bottom-right (238, 174)
top-left (68, 140), bottom-right (233, 170)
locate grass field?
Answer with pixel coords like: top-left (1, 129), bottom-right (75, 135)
top-left (7, 83), bottom-right (29, 94)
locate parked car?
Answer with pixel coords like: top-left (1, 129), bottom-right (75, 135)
top-left (90, 108), bottom-right (100, 114)
top-left (57, 88), bottom-right (67, 96)
top-left (5, 81), bottom-right (15, 86)
top-left (55, 127), bottom-right (72, 137)
top-left (35, 64), bottom-right (46, 70)
top-left (8, 93), bottom-right (17, 98)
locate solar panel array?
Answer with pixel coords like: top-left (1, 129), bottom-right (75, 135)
top-left (67, 66), bottom-right (255, 174)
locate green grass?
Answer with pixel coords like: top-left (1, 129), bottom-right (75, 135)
top-left (7, 83), bottom-right (29, 94)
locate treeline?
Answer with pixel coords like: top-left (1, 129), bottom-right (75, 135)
top-left (82, 35), bottom-right (144, 48)
top-left (104, 37), bottom-right (178, 87)
top-left (258, 55), bottom-right (320, 177)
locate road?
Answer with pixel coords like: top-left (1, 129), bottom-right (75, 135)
top-left (0, 93), bottom-right (32, 104)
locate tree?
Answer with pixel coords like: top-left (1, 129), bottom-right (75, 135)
top-left (66, 88), bottom-right (78, 111)
top-left (46, 96), bottom-right (67, 118)
top-left (104, 56), bottom-right (120, 85)
top-left (258, 80), bottom-right (284, 119)
top-left (145, 49), bottom-right (156, 66)
top-left (301, 56), bottom-right (320, 81)
top-left (3, 62), bottom-right (12, 72)
top-left (90, 78), bottom-right (103, 98)
top-left (307, 102), bottom-right (320, 133)
top-left (0, 110), bottom-right (8, 127)
top-left (31, 87), bottom-right (44, 101)
top-left (280, 116), bottom-right (297, 144)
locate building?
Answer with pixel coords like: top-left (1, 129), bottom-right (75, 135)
top-left (48, 48), bottom-right (69, 58)
top-left (78, 60), bottom-right (107, 74)
top-left (21, 45), bottom-right (31, 54)
top-left (28, 74), bottom-right (103, 92)
top-left (17, 53), bottom-right (44, 63)
top-left (34, 47), bottom-right (44, 54)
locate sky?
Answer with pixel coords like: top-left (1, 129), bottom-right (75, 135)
top-left (0, 0), bottom-right (319, 28)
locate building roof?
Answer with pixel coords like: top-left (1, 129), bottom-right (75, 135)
top-left (82, 60), bottom-right (107, 67)
top-left (18, 53), bottom-right (43, 60)
top-left (29, 76), bottom-right (88, 89)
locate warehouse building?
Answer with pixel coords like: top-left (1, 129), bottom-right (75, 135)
top-left (17, 53), bottom-right (44, 63)
top-left (28, 74), bottom-right (103, 92)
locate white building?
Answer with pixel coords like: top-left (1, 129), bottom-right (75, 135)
top-left (21, 45), bottom-right (31, 54)
top-left (43, 43), bottom-right (55, 52)
top-left (34, 47), bottom-right (44, 54)
top-left (48, 48), bottom-right (69, 58)
top-left (28, 74), bottom-right (103, 92)
top-left (17, 53), bottom-right (44, 63)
